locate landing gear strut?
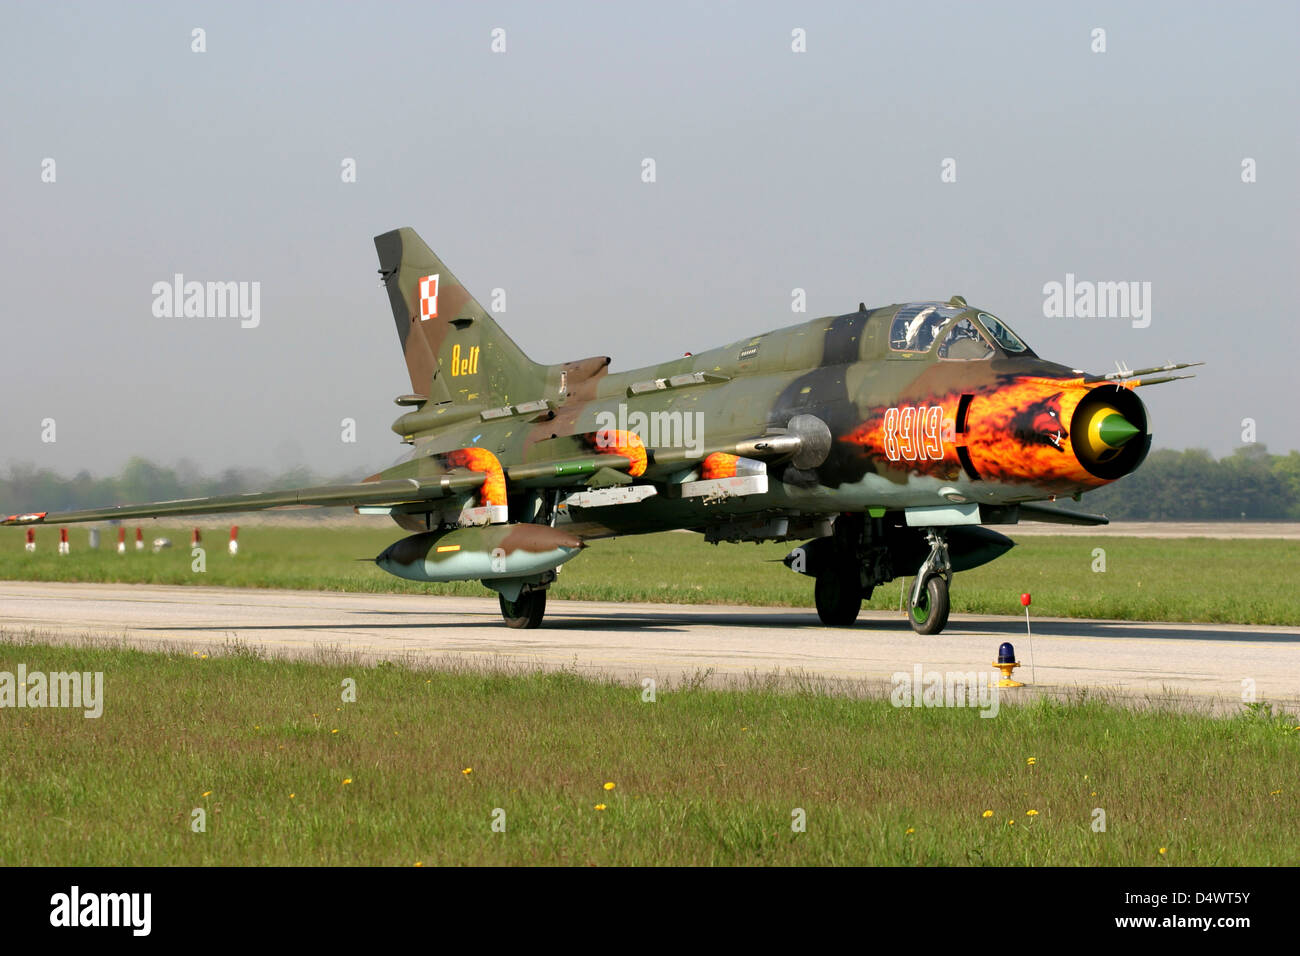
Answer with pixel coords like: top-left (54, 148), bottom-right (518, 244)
top-left (494, 494), bottom-right (559, 629)
top-left (908, 529), bottom-right (951, 635)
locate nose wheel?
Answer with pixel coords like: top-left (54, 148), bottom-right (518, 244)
top-left (908, 573), bottom-right (950, 634)
top-left (908, 529), bottom-right (952, 635)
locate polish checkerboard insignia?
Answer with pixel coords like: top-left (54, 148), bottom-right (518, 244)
top-left (418, 274), bottom-right (440, 321)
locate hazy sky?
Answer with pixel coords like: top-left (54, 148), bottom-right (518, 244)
top-left (2, 1), bottom-right (1296, 478)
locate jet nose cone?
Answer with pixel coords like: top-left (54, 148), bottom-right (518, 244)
top-left (1096, 411), bottom-right (1141, 449)
top-left (1076, 401), bottom-right (1145, 463)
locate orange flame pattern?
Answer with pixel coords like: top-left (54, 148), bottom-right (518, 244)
top-left (701, 453), bottom-right (739, 479)
top-left (590, 429), bottom-right (648, 477)
top-left (964, 381), bottom-right (1095, 487)
top-left (844, 377), bottom-right (1112, 491)
top-left (443, 447), bottom-right (507, 506)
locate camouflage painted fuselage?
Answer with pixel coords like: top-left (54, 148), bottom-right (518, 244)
top-left (373, 226), bottom-right (1153, 543)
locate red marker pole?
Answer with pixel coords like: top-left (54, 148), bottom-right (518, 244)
top-left (25, 528), bottom-right (35, 553)
top-left (59, 527), bottom-right (69, 555)
top-left (191, 527), bottom-right (201, 548)
top-left (228, 525), bottom-right (239, 556)
top-left (1021, 593), bottom-right (1036, 684)
top-left (117, 526), bottom-right (126, 554)
top-left (135, 527), bottom-right (144, 551)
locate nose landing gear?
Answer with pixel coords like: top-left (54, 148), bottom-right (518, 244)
top-left (907, 528), bottom-right (951, 635)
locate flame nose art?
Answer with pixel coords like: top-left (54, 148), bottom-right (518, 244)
top-left (961, 381), bottom-right (1094, 486)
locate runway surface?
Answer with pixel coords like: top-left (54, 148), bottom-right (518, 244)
top-left (1, 581), bottom-right (1297, 708)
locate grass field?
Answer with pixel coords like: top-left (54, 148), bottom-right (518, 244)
top-left (4, 524), bottom-right (1299, 625)
top-left (0, 637), bottom-right (1295, 866)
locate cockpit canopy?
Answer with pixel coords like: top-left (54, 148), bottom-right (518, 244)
top-left (888, 302), bottom-right (1030, 359)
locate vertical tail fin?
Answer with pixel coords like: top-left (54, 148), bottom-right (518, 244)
top-left (374, 228), bottom-right (545, 408)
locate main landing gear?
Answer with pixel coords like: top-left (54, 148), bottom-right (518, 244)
top-left (499, 589), bottom-right (547, 629)
top-left (495, 491), bottom-right (557, 629)
top-left (814, 568), bottom-right (862, 627)
top-left (812, 513), bottom-right (867, 627)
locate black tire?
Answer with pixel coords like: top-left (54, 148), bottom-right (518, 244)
top-left (815, 570), bottom-right (862, 626)
top-left (908, 575), bottom-right (950, 635)
top-left (499, 590), bottom-right (546, 629)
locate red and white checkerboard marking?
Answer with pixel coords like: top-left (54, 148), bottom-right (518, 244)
top-left (418, 274), bottom-right (440, 321)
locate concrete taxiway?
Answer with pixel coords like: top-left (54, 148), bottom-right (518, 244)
top-left (1, 581), bottom-right (1296, 709)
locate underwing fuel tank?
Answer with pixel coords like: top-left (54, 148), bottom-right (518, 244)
top-left (375, 523), bottom-right (585, 583)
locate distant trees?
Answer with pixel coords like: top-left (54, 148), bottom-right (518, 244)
top-left (1074, 445), bottom-right (1299, 519)
top-left (0, 458), bottom-right (357, 515)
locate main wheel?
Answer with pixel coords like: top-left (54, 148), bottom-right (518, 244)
top-left (499, 590), bottom-right (546, 629)
top-left (908, 575), bottom-right (950, 635)
top-left (815, 570), bottom-right (862, 626)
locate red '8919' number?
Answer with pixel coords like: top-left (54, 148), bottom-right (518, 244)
top-left (882, 405), bottom-right (945, 461)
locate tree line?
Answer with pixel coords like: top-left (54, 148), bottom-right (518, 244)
top-left (1070, 445), bottom-right (1300, 520)
top-left (0, 458), bottom-right (351, 517)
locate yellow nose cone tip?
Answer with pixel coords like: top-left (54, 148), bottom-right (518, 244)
top-left (1097, 413), bottom-right (1141, 448)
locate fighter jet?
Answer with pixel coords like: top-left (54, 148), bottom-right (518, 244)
top-left (5, 228), bottom-right (1199, 633)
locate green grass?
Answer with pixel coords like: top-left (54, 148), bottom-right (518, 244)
top-left (0, 639), bottom-right (1295, 866)
top-left (3, 525), bottom-right (1299, 625)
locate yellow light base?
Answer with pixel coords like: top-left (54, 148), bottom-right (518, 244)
top-left (992, 661), bottom-right (1024, 688)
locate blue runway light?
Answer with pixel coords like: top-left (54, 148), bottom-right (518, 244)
top-left (992, 642), bottom-right (1024, 687)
